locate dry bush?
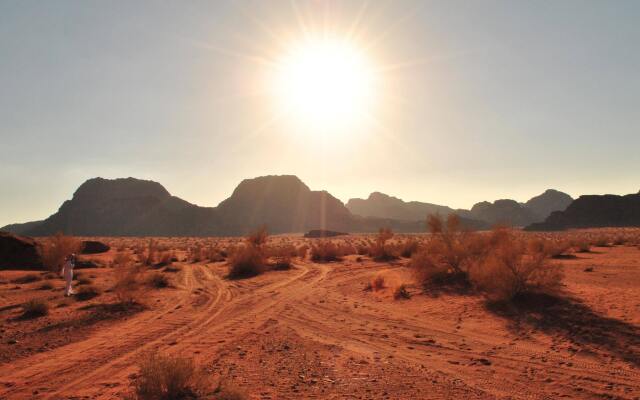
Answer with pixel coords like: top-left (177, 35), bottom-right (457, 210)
top-left (574, 239), bottom-right (591, 253)
top-left (310, 241), bottom-right (342, 262)
top-left (470, 230), bottom-right (564, 302)
top-left (112, 252), bottom-right (146, 305)
top-left (144, 239), bottom-right (157, 266)
top-left (40, 232), bottom-right (82, 271)
top-left (410, 214), bottom-right (480, 286)
top-left (393, 284), bottom-right (411, 300)
top-left (267, 244), bottom-right (296, 271)
top-left (206, 244), bottom-right (225, 262)
top-left (212, 382), bottom-right (248, 400)
top-left (409, 249), bottom-right (455, 285)
top-left (148, 273), bottom-right (170, 288)
top-left (246, 225), bottom-right (268, 247)
top-left (400, 239), bottom-right (419, 258)
top-left (21, 298), bottom-right (49, 319)
top-left (228, 245), bottom-right (266, 278)
top-left (189, 244), bottom-right (203, 263)
top-left (593, 236), bottom-right (611, 247)
top-left (133, 353), bottom-right (209, 400)
top-left (76, 285), bottom-right (101, 301)
top-left (371, 275), bottom-right (386, 291)
top-left (367, 228), bottom-right (398, 261)
top-left (541, 240), bottom-right (571, 258)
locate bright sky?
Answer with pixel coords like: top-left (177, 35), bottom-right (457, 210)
top-left (1, 0), bottom-right (639, 227)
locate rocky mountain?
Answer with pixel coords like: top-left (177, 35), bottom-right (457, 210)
top-left (19, 177), bottom-right (219, 236)
top-left (347, 189), bottom-right (573, 227)
top-left (525, 189), bottom-right (573, 221)
top-left (462, 199), bottom-right (538, 227)
top-left (3, 175), bottom-right (487, 236)
top-left (346, 192), bottom-right (454, 221)
top-left (525, 192), bottom-right (640, 231)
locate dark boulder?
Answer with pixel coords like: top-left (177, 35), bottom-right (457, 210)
top-left (304, 230), bottom-right (348, 238)
top-left (0, 231), bottom-right (43, 270)
top-left (81, 240), bottom-right (110, 254)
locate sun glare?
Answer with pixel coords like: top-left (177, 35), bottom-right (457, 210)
top-left (271, 37), bottom-right (377, 133)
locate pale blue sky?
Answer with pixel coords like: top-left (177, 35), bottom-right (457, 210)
top-left (1, 0), bottom-right (639, 227)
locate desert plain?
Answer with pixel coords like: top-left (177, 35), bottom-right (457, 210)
top-left (0, 228), bottom-right (639, 400)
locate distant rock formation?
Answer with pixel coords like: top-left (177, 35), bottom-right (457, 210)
top-left (1, 220), bottom-right (45, 236)
top-left (0, 232), bottom-right (43, 270)
top-left (3, 175), bottom-right (489, 236)
top-left (465, 199), bottom-right (537, 227)
top-left (18, 177), bottom-right (219, 236)
top-left (525, 193), bottom-right (640, 231)
top-left (525, 189), bottom-right (573, 222)
top-left (304, 230), bottom-right (348, 238)
top-left (346, 192), bottom-right (454, 221)
top-left (347, 189), bottom-right (572, 227)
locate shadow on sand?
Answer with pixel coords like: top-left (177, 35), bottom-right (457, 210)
top-left (487, 293), bottom-right (640, 367)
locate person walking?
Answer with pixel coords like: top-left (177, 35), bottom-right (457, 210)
top-left (61, 254), bottom-right (76, 296)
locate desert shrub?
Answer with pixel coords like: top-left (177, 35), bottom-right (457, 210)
top-left (40, 232), bottom-right (82, 271)
top-left (267, 244), bottom-right (296, 270)
top-left (371, 275), bottom-right (386, 291)
top-left (189, 244), bottom-right (204, 263)
top-left (12, 273), bottom-right (41, 284)
top-left (310, 241), bottom-right (342, 262)
top-left (153, 251), bottom-right (174, 268)
top-left (470, 231), bottom-right (564, 302)
top-left (368, 228), bottom-right (398, 261)
top-left (593, 236), bottom-right (611, 247)
top-left (144, 239), bottom-right (157, 266)
top-left (21, 298), bottom-right (49, 319)
top-left (112, 253), bottom-right (146, 305)
top-left (409, 249), bottom-right (460, 286)
top-left (212, 382), bottom-right (248, 400)
top-left (148, 273), bottom-right (170, 288)
top-left (133, 353), bottom-right (208, 400)
top-left (206, 245), bottom-right (225, 262)
top-left (393, 284), bottom-right (411, 300)
top-left (400, 239), bottom-right (419, 258)
top-left (228, 244), bottom-right (266, 278)
top-left (76, 285), bottom-right (101, 301)
top-left (246, 225), bottom-right (268, 247)
top-left (410, 214), bottom-right (481, 286)
top-left (573, 239), bottom-right (591, 253)
top-left (542, 240), bottom-right (571, 258)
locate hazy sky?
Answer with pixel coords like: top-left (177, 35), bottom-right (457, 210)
top-left (1, 0), bottom-right (639, 227)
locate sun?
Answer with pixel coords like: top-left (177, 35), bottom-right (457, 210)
top-left (271, 37), bottom-right (377, 133)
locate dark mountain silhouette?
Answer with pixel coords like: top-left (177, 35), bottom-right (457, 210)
top-left (0, 220), bottom-right (44, 236)
top-left (347, 189), bottom-right (573, 227)
top-left (464, 199), bottom-right (538, 227)
top-left (525, 189), bottom-right (573, 221)
top-left (346, 192), bottom-right (454, 221)
top-left (1, 175), bottom-right (488, 236)
top-left (525, 192), bottom-right (640, 231)
top-left (19, 177), bottom-right (219, 236)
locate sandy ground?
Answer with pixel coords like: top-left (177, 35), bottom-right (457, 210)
top-left (0, 235), bottom-right (639, 399)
